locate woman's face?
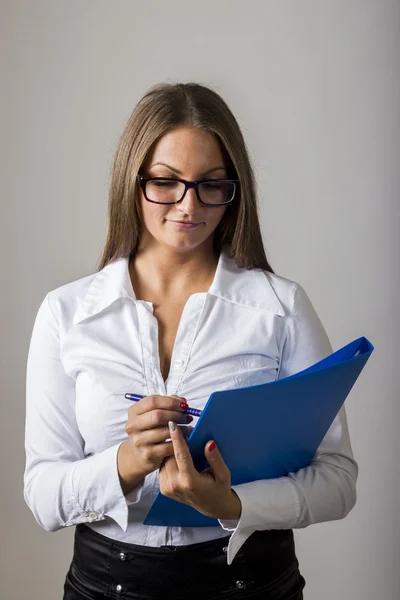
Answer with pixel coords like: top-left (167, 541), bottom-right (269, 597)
top-left (137, 127), bottom-right (229, 255)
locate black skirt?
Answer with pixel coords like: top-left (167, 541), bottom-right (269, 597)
top-left (63, 523), bottom-right (306, 600)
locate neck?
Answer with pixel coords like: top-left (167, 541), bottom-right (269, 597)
top-left (130, 240), bottom-right (220, 298)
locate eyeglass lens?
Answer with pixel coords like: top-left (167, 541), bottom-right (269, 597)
top-left (145, 179), bottom-right (234, 204)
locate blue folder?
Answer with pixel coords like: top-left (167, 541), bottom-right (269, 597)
top-left (143, 336), bottom-right (374, 527)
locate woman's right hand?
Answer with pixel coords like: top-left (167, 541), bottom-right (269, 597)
top-left (117, 394), bottom-right (193, 494)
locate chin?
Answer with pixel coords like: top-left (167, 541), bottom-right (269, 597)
top-left (165, 234), bottom-right (212, 253)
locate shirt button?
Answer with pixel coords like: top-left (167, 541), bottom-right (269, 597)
top-left (236, 580), bottom-right (246, 589)
top-left (116, 584), bottom-right (123, 593)
top-left (175, 359), bottom-right (185, 367)
top-left (88, 511), bottom-right (99, 519)
top-left (119, 552), bottom-right (126, 561)
top-left (222, 546), bottom-right (228, 554)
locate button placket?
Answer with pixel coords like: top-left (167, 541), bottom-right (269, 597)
top-left (136, 301), bottom-right (164, 396)
top-left (166, 302), bottom-right (196, 388)
top-left (167, 294), bottom-right (207, 396)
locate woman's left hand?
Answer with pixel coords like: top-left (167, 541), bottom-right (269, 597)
top-left (158, 421), bottom-right (242, 520)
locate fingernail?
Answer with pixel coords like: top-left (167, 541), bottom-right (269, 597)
top-left (180, 401), bottom-right (189, 410)
top-left (209, 441), bottom-right (216, 452)
top-left (186, 415), bottom-right (193, 423)
top-left (168, 421), bottom-right (176, 432)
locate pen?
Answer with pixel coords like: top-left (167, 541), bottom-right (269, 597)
top-left (124, 393), bottom-right (202, 417)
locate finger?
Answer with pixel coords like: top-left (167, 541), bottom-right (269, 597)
top-left (129, 424), bottom-right (177, 446)
top-left (168, 421), bottom-right (195, 476)
top-left (160, 452), bottom-right (179, 482)
top-left (136, 408), bottom-right (192, 432)
top-left (140, 423), bottom-right (192, 445)
top-left (204, 440), bottom-right (230, 483)
top-left (180, 425), bottom-right (194, 440)
top-left (133, 394), bottom-right (188, 416)
top-left (142, 440), bottom-right (175, 462)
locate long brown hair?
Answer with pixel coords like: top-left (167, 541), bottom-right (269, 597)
top-left (96, 82), bottom-right (274, 273)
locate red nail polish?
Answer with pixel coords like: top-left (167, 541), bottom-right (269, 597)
top-left (180, 401), bottom-right (188, 410)
top-left (186, 415), bottom-right (193, 423)
top-left (209, 441), bottom-right (216, 452)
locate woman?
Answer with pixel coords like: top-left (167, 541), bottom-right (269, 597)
top-left (24, 82), bottom-right (358, 600)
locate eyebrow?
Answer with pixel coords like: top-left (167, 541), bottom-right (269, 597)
top-left (148, 162), bottom-right (227, 177)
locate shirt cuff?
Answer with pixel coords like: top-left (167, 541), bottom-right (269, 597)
top-left (70, 442), bottom-right (141, 531)
top-left (219, 478), bottom-right (301, 565)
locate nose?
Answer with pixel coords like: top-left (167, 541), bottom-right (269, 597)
top-left (176, 186), bottom-right (203, 214)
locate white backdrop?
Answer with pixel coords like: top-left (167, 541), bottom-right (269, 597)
top-left (1, 1), bottom-right (399, 598)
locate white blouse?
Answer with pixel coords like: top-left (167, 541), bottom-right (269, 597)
top-left (24, 246), bottom-right (358, 565)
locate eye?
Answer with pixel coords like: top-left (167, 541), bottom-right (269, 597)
top-left (201, 182), bottom-right (223, 190)
top-left (153, 181), bottom-right (175, 187)
top-left (151, 179), bottom-right (179, 188)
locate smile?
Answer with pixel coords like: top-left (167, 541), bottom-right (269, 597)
top-left (167, 221), bottom-right (202, 229)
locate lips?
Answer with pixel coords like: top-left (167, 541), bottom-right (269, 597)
top-left (170, 220), bottom-right (201, 224)
top-left (167, 220), bottom-right (202, 229)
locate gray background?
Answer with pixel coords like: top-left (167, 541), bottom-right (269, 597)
top-left (1, 1), bottom-right (399, 598)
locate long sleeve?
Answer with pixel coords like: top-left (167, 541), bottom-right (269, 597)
top-left (218, 283), bottom-right (358, 565)
top-left (23, 292), bottom-right (145, 532)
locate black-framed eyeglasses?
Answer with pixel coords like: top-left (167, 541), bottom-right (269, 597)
top-left (137, 175), bottom-right (239, 206)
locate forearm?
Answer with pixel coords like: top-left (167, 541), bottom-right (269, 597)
top-left (24, 443), bottom-right (131, 532)
top-left (117, 440), bottom-right (147, 494)
top-left (229, 451), bottom-right (358, 534)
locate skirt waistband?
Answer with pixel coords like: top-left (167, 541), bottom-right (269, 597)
top-left (64, 524), bottom-right (302, 600)
top-left (73, 523), bottom-right (297, 572)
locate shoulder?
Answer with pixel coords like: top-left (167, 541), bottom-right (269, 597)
top-left (217, 251), bottom-right (313, 319)
top-left (262, 270), bottom-right (310, 317)
top-left (44, 271), bottom-right (98, 328)
top-left (265, 270), bottom-right (331, 356)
